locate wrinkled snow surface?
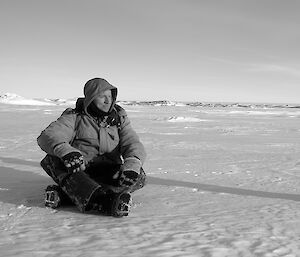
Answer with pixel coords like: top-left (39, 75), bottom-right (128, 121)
top-left (0, 104), bottom-right (300, 257)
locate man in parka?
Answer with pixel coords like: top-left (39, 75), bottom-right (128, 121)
top-left (37, 78), bottom-right (146, 217)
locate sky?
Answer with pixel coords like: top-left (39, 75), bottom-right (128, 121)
top-left (0, 0), bottom-right (300, 103)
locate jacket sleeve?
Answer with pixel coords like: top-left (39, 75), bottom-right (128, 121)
top-left (37, 112), bottom-right (81, 158)
top-left (118, 111), bottom-right (146, 165)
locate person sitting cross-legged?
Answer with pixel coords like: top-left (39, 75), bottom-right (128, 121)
top-left (37, 78), bottom-right (146, 217)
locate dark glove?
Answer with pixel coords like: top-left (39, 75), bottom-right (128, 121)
top-left (119, 157), bottom-right (142, 187)
top-left (61, 152), bottom-right (86, 173)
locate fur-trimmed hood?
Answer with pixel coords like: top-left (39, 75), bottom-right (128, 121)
top-left (83, 78), bottom-right (118, 115)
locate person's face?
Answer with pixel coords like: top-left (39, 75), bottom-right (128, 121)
top-left (93, 89), bottom-right (112, 112)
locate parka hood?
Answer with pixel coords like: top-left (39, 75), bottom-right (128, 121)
top-left (83, 78), bottom-right (118, 116)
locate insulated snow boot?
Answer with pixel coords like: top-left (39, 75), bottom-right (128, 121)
top-left (45, 185), bottom-right (63, 209)
top-left (45, 184), bottom-right (73, 209)
top-left (110, 192), bottom-right (132, 217)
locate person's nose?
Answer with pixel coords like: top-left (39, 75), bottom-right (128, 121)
top-left (104, 96), bottom-right (111, 104)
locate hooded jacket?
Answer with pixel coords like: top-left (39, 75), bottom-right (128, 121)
top-left (37, 78), bottom-right (146, 167)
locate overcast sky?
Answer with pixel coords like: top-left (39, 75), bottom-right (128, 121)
top-left (1, 0), bottom-right (300, 103)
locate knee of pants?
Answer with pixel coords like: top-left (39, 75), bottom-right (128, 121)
top-left (40, 154), bottom-right (68, 184)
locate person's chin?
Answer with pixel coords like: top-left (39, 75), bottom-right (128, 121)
top-left (102, 106), bottom-right (110, 112)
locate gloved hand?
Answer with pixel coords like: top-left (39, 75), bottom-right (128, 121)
top-left (61, 152), bottom-right (87, 173)
top-left (119, 157), bottom-right (142, 187)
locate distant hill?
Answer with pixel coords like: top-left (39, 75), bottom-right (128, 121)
top-left (1, 93), bottom-right (299, 109)
top-left (118, 100), bottom-right (300, 109)
top-left (0, 93), bottom-right (76, 106)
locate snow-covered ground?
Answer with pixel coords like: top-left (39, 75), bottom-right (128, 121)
top-left (0, 93), bottom-right (76, 106)
top-left (0, 102), bottom-right (300, 257)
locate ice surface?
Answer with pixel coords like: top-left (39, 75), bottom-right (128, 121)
top-left (0, 103), bottom-right (300, 256)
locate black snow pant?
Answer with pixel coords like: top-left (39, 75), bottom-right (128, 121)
top-left (40, 154), bottom-right (147, 212)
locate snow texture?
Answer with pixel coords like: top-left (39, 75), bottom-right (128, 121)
top-left (0, 102), bottom-right (300, 256)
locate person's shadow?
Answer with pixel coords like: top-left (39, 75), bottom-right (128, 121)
top-left (0, 157), bottom-right (52, 208)
top-left (0, 156), bottom-right (299, 210)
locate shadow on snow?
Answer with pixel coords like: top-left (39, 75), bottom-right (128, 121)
top-left (0, 156), bottom-right (299, 210)
top-left (148, 177), bottom-right (300, 202)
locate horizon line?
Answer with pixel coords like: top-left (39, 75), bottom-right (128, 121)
top-left (1, 92), bottom-right (300, 105)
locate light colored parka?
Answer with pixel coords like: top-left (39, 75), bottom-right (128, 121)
top-left (37, 78), bottom-right (146, 168)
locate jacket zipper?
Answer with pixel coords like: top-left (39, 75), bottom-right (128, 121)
top-left (97, 117), bottom-right (109, 155)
